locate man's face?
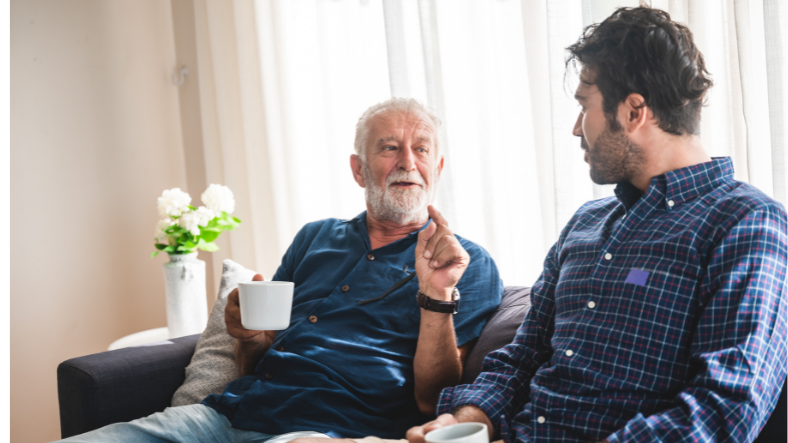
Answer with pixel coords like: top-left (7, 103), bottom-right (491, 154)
top-left (354, 110), bottom-right (443, 224)
top-left (572, 68), bottom-right (645, 185)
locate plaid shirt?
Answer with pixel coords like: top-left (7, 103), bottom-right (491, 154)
top-left (438, 157), bottom-right (788, 442)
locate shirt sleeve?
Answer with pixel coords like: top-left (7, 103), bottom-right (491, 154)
top-left (437, 240), bottom-right (561, 436)
top-left (271, 223), bottom-right (313, 282)
top-left (606, 208), bottom-right (788, 443)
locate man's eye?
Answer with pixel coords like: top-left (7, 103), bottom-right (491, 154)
top-left (383, 146), bottom-right (396, 151)
top-left (416, 148), bottom-right (427, 153)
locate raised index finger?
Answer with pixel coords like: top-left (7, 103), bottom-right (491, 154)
top-left (427, 205), bottom-right (448, 227)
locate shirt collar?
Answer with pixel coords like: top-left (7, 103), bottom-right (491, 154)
top-left (615, 157), bottom-right (734, 210)
top-left (346, 211), bottom-right (433, 250)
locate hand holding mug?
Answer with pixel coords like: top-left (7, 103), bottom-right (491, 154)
top-left (225, 274), bottom-right (269, 343)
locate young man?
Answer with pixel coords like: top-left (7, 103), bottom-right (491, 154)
top-left (405, 7), bottom-right (786, 443)
top-left (58, 98), bottom-right (503, 442)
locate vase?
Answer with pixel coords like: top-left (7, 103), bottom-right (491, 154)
top-left (162, 252), bottom-right (208, 338)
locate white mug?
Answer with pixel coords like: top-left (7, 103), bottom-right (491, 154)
top-left (238, 281), bottom-right (294, 331)
top-left (425, 423), bottom-right (489, 443)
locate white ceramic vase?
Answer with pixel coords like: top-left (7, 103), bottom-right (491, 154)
top-left (162, 252), bottom-right (208, 338)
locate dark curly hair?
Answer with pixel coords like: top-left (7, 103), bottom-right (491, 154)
top-left (566, 7), bottom-right (713, 136)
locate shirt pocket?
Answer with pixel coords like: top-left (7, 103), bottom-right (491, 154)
top-left (602, 264), bottom-right (701, 390)
top-left (353, 276), bottom-right (421, 336)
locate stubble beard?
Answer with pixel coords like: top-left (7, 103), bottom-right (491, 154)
top-left (363, 164), bottom-right (438, 225)
top-left (584, 122), bottom-right (646, 185)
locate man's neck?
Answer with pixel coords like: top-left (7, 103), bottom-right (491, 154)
top-left (365, 210), bottom-right (427, 250)
top-left (630, 133), bottom-right (711, 193)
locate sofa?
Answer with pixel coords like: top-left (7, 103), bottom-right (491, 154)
top-left (57, 284), bottom-right (786, 441)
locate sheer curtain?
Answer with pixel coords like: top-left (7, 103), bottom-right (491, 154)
top-left (192, 0), bottom-right (787, 288)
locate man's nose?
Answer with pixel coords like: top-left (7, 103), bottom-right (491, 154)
top-left (572, 112), bottom-right (583, 137)
top-left (397, 147), bottom-right (417, 171)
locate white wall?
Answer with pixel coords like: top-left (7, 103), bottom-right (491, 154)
top-left (11, 1), bottom-right (189, 441)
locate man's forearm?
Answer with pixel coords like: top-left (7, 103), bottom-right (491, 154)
top-left (413, 302), bottom-right (463, 414)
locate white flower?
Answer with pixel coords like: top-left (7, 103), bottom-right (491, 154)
top-left (178, 206), bottom-right (214, 236)
top-left (157, 188), bottom-right (192, 218)
top-left (154, 218), bottom-right (175, 244)
top-left (201, 184), bottom-right (235, 215)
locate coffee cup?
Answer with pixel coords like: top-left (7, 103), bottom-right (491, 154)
top-left (425, 423), bottom-right (489, 443)
top-left (238, 281), bottom-right (294, 330)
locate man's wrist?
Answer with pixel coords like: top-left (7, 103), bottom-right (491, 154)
top-left (418, 286), bottom-right (455, 301)
top-left (453, 405), bottom-right (494, 438)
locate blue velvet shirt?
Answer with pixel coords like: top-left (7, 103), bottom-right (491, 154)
top-left (202, 212), bottom-right (503, 438)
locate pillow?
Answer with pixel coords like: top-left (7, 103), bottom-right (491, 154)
top-left (170, 259), bottom-right (256, 406)
top-left (461, 286), bottom-right (531, 385)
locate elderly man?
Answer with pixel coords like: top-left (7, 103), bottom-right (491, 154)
top-left (404, 7), bottom-right (787, 443)
top-left (58, 98), bottom-right (503, 443)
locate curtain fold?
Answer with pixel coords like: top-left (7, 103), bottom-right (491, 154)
top-left (188, 0), bottom-right (787, 287)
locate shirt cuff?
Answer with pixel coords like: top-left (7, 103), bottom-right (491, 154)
top-left (436, 383), bottom-right (510, 432)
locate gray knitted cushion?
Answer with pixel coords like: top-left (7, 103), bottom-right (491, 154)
top-left (170, 259), bottom-right (256, 406)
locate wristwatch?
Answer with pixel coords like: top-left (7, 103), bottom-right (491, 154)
top-left (417, 288), bottom-right (460, 314)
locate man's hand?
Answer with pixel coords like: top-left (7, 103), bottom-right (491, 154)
top-left (224, 273), bottom-right (275, 345)
top-left (408, 407), bottom-right (494, 443)
top-left (406, 413), bottom-right (459, 443)
top-left (225, 273), bottom-right (276, 375)
top-left (415, 206), bottom-right (470, 299)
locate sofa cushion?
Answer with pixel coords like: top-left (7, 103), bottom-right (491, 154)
top-left (170, 259), bottom-right (255, 406)
top-left (461, 286), bottom-right (531, 385)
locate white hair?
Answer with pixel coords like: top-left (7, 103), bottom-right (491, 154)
top-left (353, 97), bottom-right (442, 161)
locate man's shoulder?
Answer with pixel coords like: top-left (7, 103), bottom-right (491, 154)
top-left (454, 233), bottom-right (493, 261)
top-left (707, 181), bottom-right (787, 222)
top-left (295, 217), bottom-right (355, 238)
top-left (566, 196), bottom-right (620, 227)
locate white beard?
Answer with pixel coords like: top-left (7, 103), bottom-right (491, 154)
top-left (363, 165), bottom-right (438, 224)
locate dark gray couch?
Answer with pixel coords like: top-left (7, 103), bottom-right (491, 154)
top-left (57, 286), bottom-right (785, 441)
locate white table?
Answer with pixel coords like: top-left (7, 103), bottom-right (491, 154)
top-left (108, 327), bottom-right (170, 351)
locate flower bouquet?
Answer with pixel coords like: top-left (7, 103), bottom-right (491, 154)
top-left (153, 184), bottom-right (241, 257)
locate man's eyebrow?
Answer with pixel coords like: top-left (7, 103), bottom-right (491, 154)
top-left (376, 137), bottom-right (396, 146)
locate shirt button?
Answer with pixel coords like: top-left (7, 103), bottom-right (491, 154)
top-left (604, 253), bottom-right (612, 260)
top-left (537, 416), bottom-right (546, 424)
top-left (565, 349), bottom-right (574, 357)
top-left (588, 301), bottom-right (596, 309)
top-left (341, 285), bottom-right (350, 292)
top-left (668, 200), bottom-right (675, 207)
top-left (308, 315), bottom-right (318, 323)
top-left (276, 346), bottom-right (284, 352)
top-left (265, 372), bottom-right (273, 379)
top-left (366, 253), bottom-right (375, 261)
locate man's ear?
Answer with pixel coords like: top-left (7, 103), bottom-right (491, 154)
top-left (350, 154), bottom-right (366, 188)
top-left (437, 155), bottom-right (444, 176)
top-left (619, 93), bottom-right (649, 134)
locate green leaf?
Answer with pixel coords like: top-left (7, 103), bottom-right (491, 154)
top-left (200, 229), bottom-right (220, 243)
top-left (155, 243), bottom-right (168, 250)
top-left (232, 216), bottom-right (241, 224)
top-left (151, 251), bottom-right (159, 258)
top-left (197, 241), bottom-right (219, 252)
top-left (163, 245), bottom-right (177, 253)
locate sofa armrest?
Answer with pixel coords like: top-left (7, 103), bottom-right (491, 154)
top-left (57, 334), bottom-right (200, 439)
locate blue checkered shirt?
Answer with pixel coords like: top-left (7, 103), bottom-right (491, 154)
top-left (437, 157), bottom-right (788, 442)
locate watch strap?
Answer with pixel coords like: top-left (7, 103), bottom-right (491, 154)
top-left (417, 289), bottom-right (459, 314)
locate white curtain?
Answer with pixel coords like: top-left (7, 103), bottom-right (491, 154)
top-left (192, 0), bottom-right (788, 288)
